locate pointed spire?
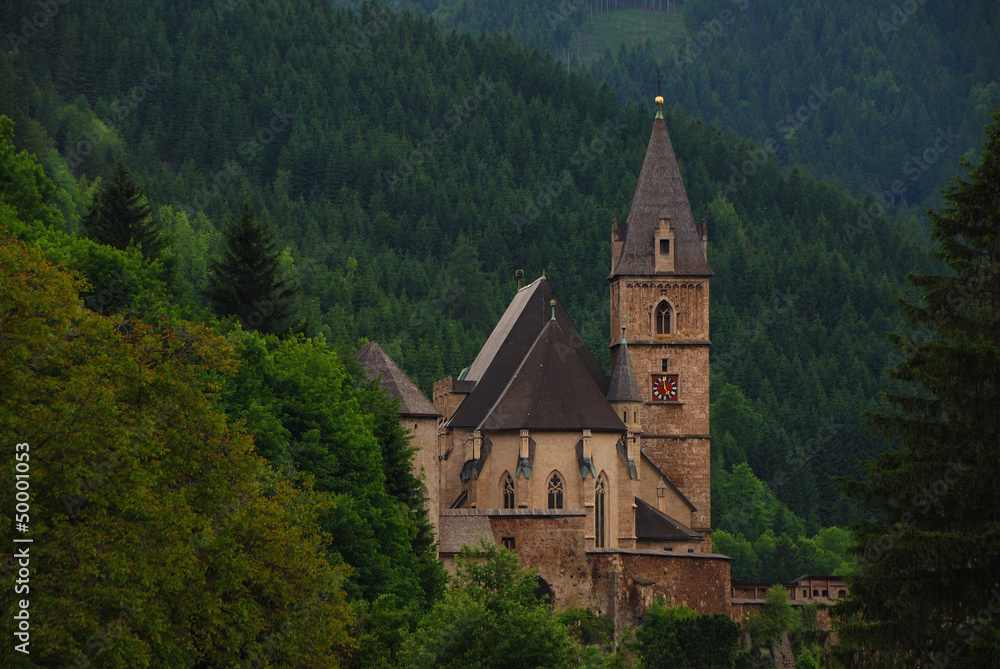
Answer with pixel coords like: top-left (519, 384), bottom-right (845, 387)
top-left (609, 97), bottom-right (712, 278)
top-left (607, 333), bottom-right (642, 403)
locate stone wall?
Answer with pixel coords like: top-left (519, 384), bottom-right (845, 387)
top-left (487, 512), bottom-right (594, 609)
top-left (590, 548), bottom-right (731, 637)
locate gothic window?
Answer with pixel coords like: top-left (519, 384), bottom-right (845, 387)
top-left (547, 473), bottom-right (564, 509)
top-left (502, 473), bottom-right (515, 509)
top-left (655, 300), bottom-right (672, 335)
top-left (595, 475), bottom-right (607, 548)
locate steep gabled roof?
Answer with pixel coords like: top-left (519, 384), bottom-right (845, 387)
top-left (635, 497), bottom-right (703, 541)
top-left (607, 336), bottom-right (642, 403)
top-left (611, 113), bottom-right (712, 278)
top-left (356, 342), bottom-right (441, 418)
top-left (448, 277), bottom-right (609, 429)
top-left (479, 319), bottom-right (626, 432)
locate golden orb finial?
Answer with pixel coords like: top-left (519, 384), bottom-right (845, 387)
top-left (655, 95), bottom-right (664, 107)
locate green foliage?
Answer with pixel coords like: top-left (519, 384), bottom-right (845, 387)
top-left (744, 586), bottom-right (800, 649)
top-left (557, 606), bottom-right (615, 652)
top-left (205, 201), bottom-right (298, 334)
top-left (795, 649), bottom-right (820, 669)
top-left (712, 454), bottom-right (853, 582)
top-left (835, 108), bottom-right (1000, 665)
top-left (401, 539), bottom-right (573, 669)
top-left (0, 115), bottom-right (63, 230)
top-left (220, 330), bottom-right (445, 606)
top-left (635, 601), bottom-right (742, 669)
top-left (84, 159), bottom-right (164, 257)
top-left (0, 229), bottom-right (356, 667)
top-left (0, 0), bottom-right (948, 532)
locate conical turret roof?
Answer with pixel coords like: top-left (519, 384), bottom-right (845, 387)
top-left (356, 342), bottom-right (441, 417)
top-left (607, 336), bottom-right (642, 403)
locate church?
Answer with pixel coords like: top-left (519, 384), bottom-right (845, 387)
top-left (358, 97), bottom-right (732, 632)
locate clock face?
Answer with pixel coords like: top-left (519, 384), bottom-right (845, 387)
top-left (651, 374), bottom-right (679, 402)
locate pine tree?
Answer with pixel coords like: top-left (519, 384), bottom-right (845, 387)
top-left (835, 108), bottom-right (1000, 666)
top-left (205, 201), bottom-right (298, 334)
top-left (84, 160), bottom-right (164, 257)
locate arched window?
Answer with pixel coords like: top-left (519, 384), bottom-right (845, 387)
top-left (547, 473), bottom-right (564, 509)
top-left (502, 473), bottom-right (515, 509)
top-left (655, 300), bottom-right (672, 335)
top-left (595, 475), bottom-right (607, 548)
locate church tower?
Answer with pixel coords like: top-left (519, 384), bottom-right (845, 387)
top-left (608, 96), bottom-right (713, 547)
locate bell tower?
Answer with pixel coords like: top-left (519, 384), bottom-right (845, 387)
top-left (608, 96), bottom-right (713, 546)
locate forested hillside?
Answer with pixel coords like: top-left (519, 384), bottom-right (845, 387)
top-left (0, 0), bottom-right (954, 573)
top-left (411, 0), bottom-right (1000, 216)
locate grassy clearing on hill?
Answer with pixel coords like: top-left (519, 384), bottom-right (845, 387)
top-left (577, 9), bottom-right (686, 65)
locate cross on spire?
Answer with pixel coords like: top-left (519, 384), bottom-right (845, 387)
top-left (651, 70), bottom-right (664, 97)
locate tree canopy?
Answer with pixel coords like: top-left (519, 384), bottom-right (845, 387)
top-left (205, 201), bottom-right (298, 334)
top-left (835, 107), bottom-right (1000, 666)
top-left (83, 159), bottom-right (163, 257)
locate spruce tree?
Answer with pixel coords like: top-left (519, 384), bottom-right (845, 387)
top-left (84, 159), bottom-right (163, 257)
top-left (205, 201), bottom-right (298, 334)
top-left (835, 109), bottom-right (1000, 666)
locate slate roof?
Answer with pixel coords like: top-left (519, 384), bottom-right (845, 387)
top-left (448, 278), bottom-right (613, 430)
top-left (634, 497), bottom-right (703, 541)
top-left (607, 337), bottom-right (642, 403)
top-left (479, 319), bottom-right (627, 432)
top-left (610, 114), bottom-right (712, 278)
top-left (356, 342), bottom-right (441, 418)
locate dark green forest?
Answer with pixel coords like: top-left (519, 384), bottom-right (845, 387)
top-left (1, 0), bottom-right (994, 592)
top-left (408, 0), bottom-right (1000, 213)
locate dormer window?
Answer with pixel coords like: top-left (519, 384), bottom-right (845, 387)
top-left (654, 217), bottom-right (676, 273)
